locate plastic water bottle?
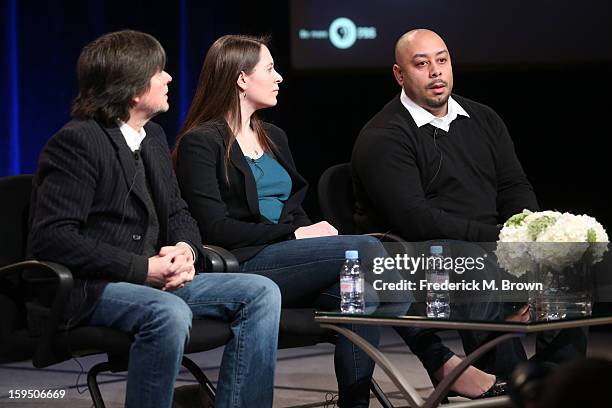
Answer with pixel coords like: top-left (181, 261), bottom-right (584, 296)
top-left (426, 245), bottom-right (450, 318)
top-left (340, 250), bottom-right (365, 313)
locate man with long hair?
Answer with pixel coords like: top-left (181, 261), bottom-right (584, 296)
top-left (27, 30), bottom-right (281, 408)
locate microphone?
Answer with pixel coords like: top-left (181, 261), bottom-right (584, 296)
top-left (134, 149), bottom-right (140, 161)
top-left (424, 127), bottom-right (443, 193)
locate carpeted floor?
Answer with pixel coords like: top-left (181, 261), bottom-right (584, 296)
top-left (2, 328), bottom-right (612, 407)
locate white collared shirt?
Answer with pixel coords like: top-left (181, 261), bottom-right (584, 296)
top-left (399, 89), bottom-right (470, 132)
top-left (118, 120), bottom-right (146, 152)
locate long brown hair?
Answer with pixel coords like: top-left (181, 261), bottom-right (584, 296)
top-left (172, 34), bottom-right (275, 170)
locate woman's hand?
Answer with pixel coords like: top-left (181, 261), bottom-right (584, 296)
top-left (294, 221), bottom-right (338, 239)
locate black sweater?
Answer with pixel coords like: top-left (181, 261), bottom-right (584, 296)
top-left (351, 94), bottom-right (539, 242)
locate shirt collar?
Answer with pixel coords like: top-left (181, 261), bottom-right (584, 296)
top-left (399, 89), bottom-right (470, 132)
top-left (118, 120), bottom-right (147, 152)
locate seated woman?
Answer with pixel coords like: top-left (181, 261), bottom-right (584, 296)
top-left (173, 34), bottom-right (504, 405)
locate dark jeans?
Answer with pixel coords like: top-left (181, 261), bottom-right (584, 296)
top-left (240, 235), bottom-right (392, 408)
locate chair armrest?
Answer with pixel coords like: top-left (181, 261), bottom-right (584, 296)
top-left (200, 246), bottom-right (225, 272)
top-left (366, 232), bottom-right (403, 243)
top-left (201, 245), bottom-right (240, 272)
top-left (366, 232), bottom-right (413, 254)
top-left (0, 260), bottom-right (74, 366)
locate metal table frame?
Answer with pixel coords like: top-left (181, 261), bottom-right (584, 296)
top-left (315, 314), bottom-right (612, 408)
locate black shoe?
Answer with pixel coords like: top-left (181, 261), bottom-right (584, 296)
top-left (477, 377), bottom-right (508, 398)
top-left (448, 377), bottom-right (509, 399)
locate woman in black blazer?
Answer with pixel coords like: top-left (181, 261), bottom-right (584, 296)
top-left (173, 35), bottom-right (392, 408)
top-left (174, 35), bottom-right (502, 404)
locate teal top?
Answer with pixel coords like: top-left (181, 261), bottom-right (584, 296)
top-left (246, 152), bottom-right (292, 223)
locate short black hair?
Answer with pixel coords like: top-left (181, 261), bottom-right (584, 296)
top-left (71, 30), bottom-right (166, 126)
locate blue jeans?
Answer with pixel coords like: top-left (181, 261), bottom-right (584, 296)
top-left (240, 235), bottom-right (399, 408)
top-left (87, 273), bottom-right (281, 408)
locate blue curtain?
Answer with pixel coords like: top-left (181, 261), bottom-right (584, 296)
top-left (0, 0), bottom-right (238, 176)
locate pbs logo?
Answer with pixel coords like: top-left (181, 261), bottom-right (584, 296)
top-left (329, 17), bottom-right (357, 49)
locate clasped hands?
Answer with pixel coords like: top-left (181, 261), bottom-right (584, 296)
top-left (147, 242), bottom-right (195, 291)
top-left (145, 220), bottom-right (339, 290)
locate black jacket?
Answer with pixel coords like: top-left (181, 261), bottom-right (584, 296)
top-left (175, 120), bottom-right (312, 262)
top-left (28, 119), bottom-right (203, 325)
top-left (351, 94), bottom-right (539, 242)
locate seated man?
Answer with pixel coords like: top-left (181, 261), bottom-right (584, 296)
top-left (351, 28), bottom-right (585, 390)
top-left (27, 30), bottom-right (281, 408)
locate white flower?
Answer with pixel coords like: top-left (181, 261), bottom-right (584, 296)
top-left (531, 213), bottom-right (588, 270)
top-left (496, 241), bottom-right (537, 277)
top-left (496, 210), bottom-right (537, 277)
top-left (496, 210), bottom-right (609, 276)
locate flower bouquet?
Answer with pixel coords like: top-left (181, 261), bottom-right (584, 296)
top-left (496, 210), bottom-right (608, 320)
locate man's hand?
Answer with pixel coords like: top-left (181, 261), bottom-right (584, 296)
top-left (157, 244), bottom-right (196, 291)
top-left (159, 242), bottom-right (194, 264)
top-left (163, 265), bottom-right (195, 291)
top-left (294, 221), bottom-right (338, 239)
top-left (146, 250), bottom-right (181, 288)
top-left (147, 245), bottom-right (195, 290)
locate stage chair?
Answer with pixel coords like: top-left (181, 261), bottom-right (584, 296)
top-left (318, 162), bottom-right (407, 245)
top-left (1, 174), bottom-right (393, 407)
top-left (0, 174), bottom-right (230, 407)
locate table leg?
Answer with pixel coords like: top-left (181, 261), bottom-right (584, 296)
top-left (321, 324), bottom-right (520, 408)
top-left (320, 323), bottom-right (424, 407)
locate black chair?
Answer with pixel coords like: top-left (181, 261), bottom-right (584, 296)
top-left (318, 163), bottom-right (357, 234)
top-left (318, 163), bottom-right (406, 246)
top-left (0, 174), bottom-right (231, 407)
top-left (1, 174), bottom-right (392, 407)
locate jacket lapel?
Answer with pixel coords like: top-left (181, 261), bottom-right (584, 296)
top-left (230, 141), bottom-right (261, 216)
top-left (217, 124), bottom-right (261, 217)
top-left (139, 135), bottom-right (168, 241)
top-left (101, 123), bottom-right (148, 207)
top-left (271, 144), bottom-right (308, 220)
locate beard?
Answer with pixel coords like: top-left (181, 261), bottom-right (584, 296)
top-left (425, 93), bottom-right (450, 109)
top-left (424, 78), bottom-right (451, 109)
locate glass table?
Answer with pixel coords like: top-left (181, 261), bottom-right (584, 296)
top-left (315, 304), bottom-right (612, 408)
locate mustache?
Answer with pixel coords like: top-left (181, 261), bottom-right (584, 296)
top-left (427, 80), bottom-right (448, 88)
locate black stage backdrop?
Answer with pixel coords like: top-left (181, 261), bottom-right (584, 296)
top-left (2, 0), bottom-right (611, 230)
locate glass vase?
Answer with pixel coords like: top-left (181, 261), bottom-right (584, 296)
top-left (528, 260), bottom-right (593, 321)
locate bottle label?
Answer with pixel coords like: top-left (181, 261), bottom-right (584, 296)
top-left (340, 279), bottom-right (354, 293)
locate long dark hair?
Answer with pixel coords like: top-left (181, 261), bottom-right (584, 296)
top-left (172, 34), bottom-right (275, 170)
top-left (71, 30), bottom-right (166, 126)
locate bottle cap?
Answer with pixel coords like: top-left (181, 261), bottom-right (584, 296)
top-left (345, 250), bottom-right (359, 259)
top-left (430, 245), bottom-right (443, 255)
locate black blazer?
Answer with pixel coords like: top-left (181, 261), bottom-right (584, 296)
top-left (175, 120), bottom-right (312, 262)
top-left (28, 119), bottom-right (203, 325)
